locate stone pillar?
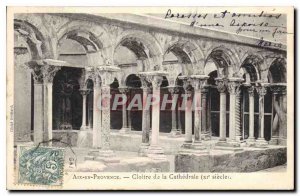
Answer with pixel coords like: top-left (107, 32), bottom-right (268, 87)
top-left (215, 78), bottom-right (227, 143)
top-left (127, 88), bottom-right (132, 131)
top-left (119, 87), bottom-right (129, 133)
top-left (255, 83), bottom-right (269, 148)
top-left (27, 61), bottom-right (61, 146)
top-left (269, 83), bottom-right (287, 145)
top-left (201, 87), bottom-right (210, 140)
top-left (138, 71), bottom-right (168, 160)
top-left (179, 77), bottom-right (193, 150)
top-left (235, 85), bottom-right (242, 142)
top-left (147, 75), bottom-right (166, 160)
top-left (190, 75), bottom-right (209, 153)
top-left (246, 85), bottom-right (256, 145)
top-left (169, 86), bottom-right (181, 137)
top-left (177, 88), bottom-right (183, 134)
top-left (86, 66), bottom-right (121, 163)
top-left (80, 89), bottom-right (89, 131)
top-left (138, 75), bottom-right (151, 156)
top-left (33, 81), bottom-right (44, 145)
top-left (227, 78), bottom-right (243, 148)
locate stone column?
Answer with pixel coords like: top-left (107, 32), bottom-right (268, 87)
top-left (246, 85), bottom-right (256, 145)
top-left (177, 88), bottom-right (183, 134)
top-left (80, 89), bottom-right (89, 131)
top-left (269, 84), bottom-right (287, 145)
top-left (201, 87), bottom-right (210, 140)
top-left (127, 88), bottom-right (132, 131)
top-left (255, 83), bottom-right (269, 148)
top-left (179, 77), bottom-right (193, 150)
top-left (190, 75), bottom-right (209, 153)
top-left (169, 86), bottom-right (181, 137)
top-left (27, 61), bottom-right (61, 146)
top-left (86, 66), bottom-right (121, 163)
top-left (235, 84), bottom-right (242, 142)
top-left (147, 75), bottom-right (166, 160)
top-left (215, 78), bottom-right (227, 143)
top-left (33, 80), bottom-right (44, 145)
top-left (138, 75), bottom-right (151, 156)
top-left (119, 87), bottom-right (129, 133)
top-left (226, 78), bottom-right (243, 148)
top-left (44, 67), bottom-right (60, 146)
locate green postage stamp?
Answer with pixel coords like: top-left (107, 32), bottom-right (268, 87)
top-left (17, 146), bottom-right (64, 186)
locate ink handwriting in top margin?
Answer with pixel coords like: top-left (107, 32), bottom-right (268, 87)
top-left (164, 9), bottom-right (287, 49)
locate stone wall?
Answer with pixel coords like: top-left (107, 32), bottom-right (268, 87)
top-left (175, 147), bottom-right (287, 172)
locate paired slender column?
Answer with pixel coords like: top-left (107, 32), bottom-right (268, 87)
top-left (269, 84), bottom-right (287, 145)
top-left (119, 87), bottom-right (129, 133)
top-left (235, 86), bottom-right (242, 141)
top-left (215, 78), bottom-right (227, 142)
top-left (44, 65), bottom-right (60, 145)
top-left (255, 83), bottom-right (269, 147)
top-left (169, 86), bottom-right (181, 137)
top-left (177, 88), bottom-right (183, 133)
top-left (138, 75), bottom-right (152, 156)
top-left (180, 77), bottom-right (193, 149)
top-left (80, 89), bottom-right (90, 130)
top-left (201, 87), bottom-right (209, 140)
top-left (190, 75), bottom-right (209, 153)
top-left (27, 61), bottom-right (61, 146)
top-left (86, 66), bottom-right (121, 163)
top-left (246, 85), bottom-right (256, 144)
top-left (33, 81), bottom-right (44, 145)
top-left (146, 74), bottom-right (166, 160)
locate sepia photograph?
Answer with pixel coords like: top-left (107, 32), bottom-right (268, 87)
top-left (6, 6), bottom-right (294, 190)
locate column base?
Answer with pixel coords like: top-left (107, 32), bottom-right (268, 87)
top-left (246, 137), bottom-right (256, 147)
top-left (235, 135), bottom-right (242, 142)
top-left (138, 143), bottom-right (150, 156)
top-left (278, 138), bottom-right (287, 146)
top-left (77, 130), bottom-right (92, 147)
top-left (80, 126), bottom-right (89, 131)
top-left (169, 129), bottom-right (182, 138)
top-left (190, 141), bottom-right (208, 155)
top-left (85, 149), bottom-right (120, 163)
top-left (255, 138), bottom-right (268, 148)
top-left (146, 145), bottom-right (166, 160)
top-left (119, 127), bottom-right (130, 134)
top-left (201, 133), bottom-right (211, 141)
top-left (215, 141), bottom-right (243, 152)
top-left (269, 136), bottom-right (279, 145)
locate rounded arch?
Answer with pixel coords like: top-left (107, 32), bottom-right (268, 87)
top-left (205, 45), bottom-right (240, 77)
top-left (239, 54), bottom-right (262, 82)
top-left (57, 22), bottom-right (111, 50)
top-left (268, 57), bottom-right (287, 83)
top-left (163, 40), bottom-right (205, 65)
top-left (163, 40), bottom-right (205, 75)
top-left (125, 74), bottom-right (142, 88)
top-left (113, 30), bottom-right (163, 61)
top-left (14, 19), bottom-right (50, 60)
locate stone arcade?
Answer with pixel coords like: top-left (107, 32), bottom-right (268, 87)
top-left (14, 13), bottom-right (287, 172)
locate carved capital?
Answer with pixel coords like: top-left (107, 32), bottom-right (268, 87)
top-left (151, 76), bottom-right (164, 90)
top-left (139, 75), bottom-right (152, 89)
top-left (96, 66), bottom-right (120, 86)
top-left (79, 89), bottom-right (90, 96)
top-left (227, 78), bottom-right (243, 95)
top-left (190, 75), bottom-right (209, 91)
top-left (215, 78), bottom-right (227, 93)
top-left (269, 83), bottom-right (286, 95)
top-left (118, 87), bottom-right (129, 94)
top-left (247, 85), bottom-right (256, 97)
top-left (168, 86), bottom-right (179, 95)
top-left (256, 84), bottom-right (268, 97)
top-left (26, 60), bottom-right (61, 84)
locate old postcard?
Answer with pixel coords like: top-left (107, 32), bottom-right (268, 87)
top-left (7, 6), bottom-right (294, 190)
